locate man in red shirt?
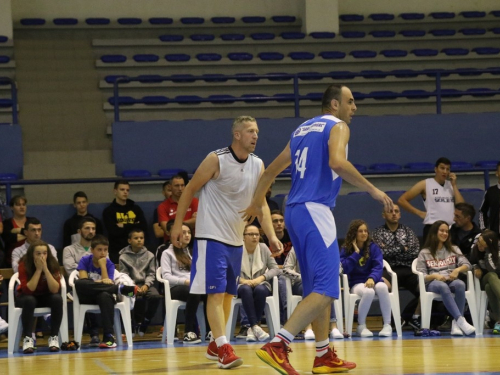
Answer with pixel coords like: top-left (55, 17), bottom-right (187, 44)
top-left (157, 175), bottom-right (198, 241)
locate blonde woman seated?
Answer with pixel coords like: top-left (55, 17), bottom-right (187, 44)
top-left (340, 220), bottom-right (393, 337)
top-left (238, 225), bottom-right (281, 342)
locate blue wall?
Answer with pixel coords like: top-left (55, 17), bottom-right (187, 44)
top-left (0, 124), bottom-right (23, 177)
top-left (112, 113), bottom-right (500, 174)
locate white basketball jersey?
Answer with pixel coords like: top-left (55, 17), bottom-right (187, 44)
top-left (195, 147), bottom-right (263, 246)
top-left (423, 178), bottom-right (455, 225)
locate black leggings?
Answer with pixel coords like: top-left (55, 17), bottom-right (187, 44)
top-left (170, 285), bottom-right (210, 334)
top-left (15, 293), bottom-right (63, 338)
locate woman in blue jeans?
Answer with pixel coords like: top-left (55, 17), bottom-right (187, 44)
top-left (416, 220), bottom-right (475, 335)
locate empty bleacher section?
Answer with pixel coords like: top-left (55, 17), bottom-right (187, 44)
top-left (0, 34), bottom-right (16, 124)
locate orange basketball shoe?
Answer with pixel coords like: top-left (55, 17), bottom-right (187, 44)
top-left (217, 343), bottom-right (243, 369)
top-left (312, 347), bottom-right (356, 373)
top-left (256, 341), bottom-right (300, 375)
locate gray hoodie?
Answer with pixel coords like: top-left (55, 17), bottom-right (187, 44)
top-left (63, 242), bottom-right (91, 276)
top-left (160, 244), bottom-right (191, 288)
top-left (416, 245), bottom-right (471, 284)
top-left (119, 245), bottom-right (156, 287)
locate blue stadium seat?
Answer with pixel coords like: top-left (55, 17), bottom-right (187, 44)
top-left (385, 190), bottom-right (406, 195)
top-left (171, 74), bottom-right (196, 83)
top-left (273, 94), bottom-right (296, 102)
top-left (0, 173), bottom-right (17, 180)
top-left (228, 52), bottom-right (253, 61)
top-left (298, 72), bottom-right (323, 80)
top-left (411, 49), bottom-right (439, 57)
top-left (475, 160), bottom-right (499, 170)
top-left (208, 95), bottom-right (236, 104)
top-left (304, 92), bottom-right (322, 101)
top-left (353, 164), bottom-right (367, 172)
top-left (149, 18), bottom-right (173, 25)
top-left (391, 69), bottom-right (418, 78)
top-left (137, 75), bottom-right (162, 83)
top-left (122, 170), bottom-right (151, 178)
top-left (459, 11), bottom-right (486, 18)
top-left (459, 188), bottom-right (484, 193)
top-left (101, 55), bottom-right (127, 63)
top-left (241, 94), bottom-right (269, 103)
top-left (211, 17), bottom-right (235, 24)
top-left (369, 30), bottom-right (396, 38)
top-left (399, 30), bottom-right (426, 37)
top-left (400, 13), bottom-right (425, 20)
top-left (0, 99), bottom-right (13, 107)
top-left (347, 191), bottom-right (370, 196)
top-left (281, 32), bottom-right (306, 39)
top-left (288, 52), bottom-right (315, 60)
top-left (341, 31), bottom-right (366, 38)
top-left (460, 28), bottom-right (486, 35)
top-left (0, 36), bottom-right (8, 43)
top-left (20, 18), bottom-right (46, 26)
top-left (142, 96), bottom-right (169, 105)
top-left (361, 70), bottom-right (387, 79)
top-left (429, 29), bottom-right (456, 36)
top-left (339, 14), bottom-right (364, 22)
top-left (251, 33), bottom-right (275, 40)
top-left (352, 92), bottom-right (366, 100)
top-left (158, 169), bottom-right (187, 177)
top-left (319, 51), bottom-right (346, 59)
top-left (108, 96), bottom-right (137, 106)
top-left (235, 73), bottom-right (260, 82)
top-left (330, 71), bottom-right (355, 79)
top-left (242, 16), bottom-right (265, 23)
top-left (369, 91), bottom-right (398, 100)
top-left (272, 16), bottom-right (296, 23)
top-left (370, 163), bottom-right (402, 171)
top-left (380, 49), bottom-right (407, 57)
top-left (369, 13), bottom-right (395, 21)
top-left (196, 53), bottom-right (222, 62)
top-left (190, 34), bottom-right (215, 41)
top-left (175, 95), bottom-right (202, 104)
top-left (202, 74), bottom-right (227, 82)
top-left (0, 56), bottom-right (11, 64)
top-left (165, 54), bottom-right (190, 62)
top-left (405, 162), bottom-right (434, 171)
top-left (53, 18), bottom-right (78, 25)
top-left (402, 90), bottom-right (432, 99)
top-left (442, 48), bottom-right (469, 56)
top-left (258, 52), bottom-right (284, 61)
top-left (181, 17), bottom-right (204, 24)
top-left (265, 72), bottom-right (292, 81)
top-left (133, 54), bottom-right (159, 63)
top-left (117, 18), bottom-right (142, 25)
top-left (466, 88), bottom-right (496, 97)
top-left (488, 67), bottom-right (500, 74)
top-left (350, 50), bottom-right (377, 58)
top-left (423, 69), bottom-right (450, 77)
top-left (104, 75), bottom-right (129, 84)
top-left (491, 28), bottom-right (500, 34)
top-left (429, 12), bottom-right (455, 19)
top-left (310, 32), bottom-right (336, 39)
top-left (278, 168), bottom-right (291, 177)
top-left (451, 161), bottom-right (474, 170)
top-left (453, 68), bottom-right (481, 76)
top-left (438, 89), bottom-right (463, 98)
top-left (85, 18), bottom-right (110, 25)
top-left (159, 35), bottom-right (184, 42)
top-left (221, 34), bottom-right (245, 41)
top-left (473, 47), bottom-right (500, 55)
top-left (491, 11), bottom-right (500, 17)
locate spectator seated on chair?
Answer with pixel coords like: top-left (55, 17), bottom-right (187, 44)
top-left (119, 229), bottom-right (161, 337)
top-left (63, 191), bottom-right (103, 248)
top-left (470, 230), bottom-right (500, 334)
top-left (340, 220), bottom-right (393, 337)
top-left (450, 203), bottom-right (481, 260)
top-left (238, 225), bottom-right (281, 342)
top-left (16, 240), bottom-right (63, 354)
top-left (75, 235), bottom-right (138, 349)
top-left (160, 224), bottom-right (210, 344)
top-left (372, 205), bottom-right (422, 329)
top-left (1, 195), bottom-right (32, 268)
top-left (479, 161), bottom-right (500, 236)
top-left (415, 221), bottom-right (475, 335)
top-left (262, 210), bottom-right (292, 265)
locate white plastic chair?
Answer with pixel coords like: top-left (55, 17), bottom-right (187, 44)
top-left (474, 275), bottom-right (487, 335)
top-left (285, 276), bottom-right (344, 333)
top-left (226, 276), bottom-right (280, 340)
top-left (411, 259), bottom-right (478, 331)
top-left (343, 260), bottom-right (402, 337)
top-left (8, 272), bottom-right (69, 354)
top-left (156, 267), bottom-right (206, 345)
top-left (68, 270), bottom-right (133, 348)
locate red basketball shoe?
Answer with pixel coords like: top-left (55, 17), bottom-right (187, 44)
top-left (205, 340), bottom-right (218, 361)
top-left (312, 347), bottom-right (356, 373)
top-left (256, 341), bottom-right (300, 375)
top-left (217, 343), bottom-right (243, 369)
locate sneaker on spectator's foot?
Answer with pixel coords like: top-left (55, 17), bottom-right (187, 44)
top-left (157, 326), bottom-right (164, 338)
top-left (438, 316), bottom-right (452, 331)
top-left (183, 332), bottom-right (201, 344)
top-left (138, 321), bottom-right (149, 337)
top-left (99, 335), bottom-right (117, 348)
top-left (206, 331), bottom-right (213, 342)
top-left (23, 336), bottom-right (35, 354)
top-left (0, 317), bottom-right (8, 335)
top-left (256, 341), bottom-right (299, 375)
top-left (89, 336), bottom-right (100, 347)
top-left (246, 327), bottom-right (257, 342)
top-left (379, 324), bottom-right (393, 337)
top-left (356, 324), bottom-right (373, 337)
top-left (331, 328), bottom-right (344, 339)
top-left (456, 316), bottom-right (475, 335)
top-left (252, 325), bottom-right (270, 342)
top-left (493, 322), bottom-right (500, 334)
top-left (312, 346), bottom-right (356, 373)
top-left (217, 343), bottom-right (243, 369)
top-left (206, 340), bottom-right (218, 361)
top-left (408, 317), bottom-right (421, 330)
top-left (48, 335), bottom-right (60, 352)
top-left (451, 320), bottom-right (463, 336)
top-left (304, 328), bottom-right (315, 340)
top-left (236, 325), bottom-right (249, 339)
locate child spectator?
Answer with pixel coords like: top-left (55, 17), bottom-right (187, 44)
top-left (119, 229), bottom-right (161, 336)
top-left (75, 235), bottom-right (138, 348)
top-left (16, 240), bottom-right (63, 353)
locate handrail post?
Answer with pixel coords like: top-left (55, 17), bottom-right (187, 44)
top-left (11, 79), bottom-right (18, 125)
top-left (435, 72), bottom-right (441, 114)
top-left (113, 80), bottom-right (120, 122)
top-left (293, 74), bottom-right (299, 118)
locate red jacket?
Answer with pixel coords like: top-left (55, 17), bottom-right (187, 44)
top-left (18, 261), bottom-right (61, 295)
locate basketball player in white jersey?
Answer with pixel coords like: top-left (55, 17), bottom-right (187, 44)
top-left (398, 157), bottom-right (464, 241)
top-left (170, 116), bottom-right (282, 369)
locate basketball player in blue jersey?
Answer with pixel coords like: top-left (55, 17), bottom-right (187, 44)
top-left (171, 116), bottom-right (282, 369)
top-left (242, 84), bottom-right (394, 374)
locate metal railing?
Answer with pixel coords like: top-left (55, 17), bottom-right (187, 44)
top-left (0, 77), bottom-right (18, 125)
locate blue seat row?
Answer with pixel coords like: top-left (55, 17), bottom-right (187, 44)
top-left (0, 36), bottom-right (8, 43)
top-left (19, 15), bottom-right (297, 26)
top-left (344, 28), bottom-right (497, 38)
top-left (121, 168), bottom-right (187, 178)
top-left (340, 11), bottom-right (498, 22)
top-left (0, 56), bottom-right (11, 63)
top-left (351, 160), bottom-right (496, 173)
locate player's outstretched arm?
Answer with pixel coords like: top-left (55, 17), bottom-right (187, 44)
top-left (397, 180), bottom-right (426, 219)
top-left (329, 123), bottom-right (393, 212)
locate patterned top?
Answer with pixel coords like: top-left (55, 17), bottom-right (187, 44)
top-left (372, 224), bottom-right (420, 268)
